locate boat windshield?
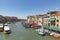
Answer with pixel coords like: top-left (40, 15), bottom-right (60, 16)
top-left (5, 25), bottom-right (8, 26)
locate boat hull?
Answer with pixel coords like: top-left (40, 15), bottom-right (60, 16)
top-left (4, 30), bottom-right (11, 34)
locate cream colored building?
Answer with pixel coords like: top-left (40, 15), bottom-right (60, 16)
top-left (43, 13), bottom-right (50, 26)
top-left (27, 16), bottom-right (35, 23)
top-left (27, 15), bottom-right (43, 25)
top-left (27, 11), bottom-right (60, 29)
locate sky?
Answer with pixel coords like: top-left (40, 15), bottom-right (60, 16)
top-left (0, 0), bottom-right (60, 19)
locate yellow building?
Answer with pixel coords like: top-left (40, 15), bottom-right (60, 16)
top-left (55, 12), bottom-right (60, 28)
top-left (49, 11), bottom-right (60, 28)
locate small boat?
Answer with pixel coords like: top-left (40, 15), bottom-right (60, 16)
top-left (36, 28), bottom-right (45, 36)
top-left (50, 32), bottom-right (56, 36)
top-left (4, 23), bottom-right (8, 26)
top-left (0, 24), bottom-right (4, 32)
top-left (50, 32), bottom-right (60, 38)
top-left (50, 32), bottom-right (54, 36)
top-left (4, 25), bottom-right (11, 34)
top-left (44, 29), bottom-right (51, 34)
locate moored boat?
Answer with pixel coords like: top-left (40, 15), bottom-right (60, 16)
top-left (4, 23), bottom-right (8, 26)
top-left (50, 32), bottom-right (60, 38)
top-left (4, 25), bottom-right (11, 34)
top-left (0, 24), bottom-right (4, 32)
top-left (50, 32), bottom-right (55, 36)
top-left (36, 28), bottom-right (45, 36)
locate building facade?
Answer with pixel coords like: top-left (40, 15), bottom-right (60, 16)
top-left (27, 16), bottom-right (35, 24)
top-left (27, 15), bottom-right (43, 25)
top-left (27, 11), bottom-right (60, 29)
top-left (48, 11), bottom-right (60, 28)
top-left (35, 15), bottom-right (43, 25)
top-left (55, 12), bottom-right (60, 28)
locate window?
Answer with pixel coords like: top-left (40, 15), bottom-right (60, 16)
top-left (57, 24), bottom-right (58, 27)
top-left (57, 20), bottom-right (59, 22)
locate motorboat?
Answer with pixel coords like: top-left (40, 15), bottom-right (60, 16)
top-left (36, 28), bottom-right (45, 36)
top-left (0, 24), bottom-right (4, 32)
top-left (44, 29), bottom-right (51, 34)
top-left (4, 25), bottom-right (11, 34)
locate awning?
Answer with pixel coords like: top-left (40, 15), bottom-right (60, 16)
top-left (43, 26), bottom-right (50, 29)
top-left (43, 26), bottom-right (60, 32)
top-left (50, 18), bottom-right (56, 22)
top-left (32, 23), bottom-right (41, 27)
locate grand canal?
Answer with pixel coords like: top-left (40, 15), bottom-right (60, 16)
top-left (0, 22), bottom-right (58, 40)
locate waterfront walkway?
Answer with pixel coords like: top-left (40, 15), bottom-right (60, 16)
top-left (0, 22), bottom-right (57, 40)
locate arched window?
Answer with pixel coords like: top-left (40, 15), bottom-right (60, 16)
top-left (57, 20), bottom-right (59, 22)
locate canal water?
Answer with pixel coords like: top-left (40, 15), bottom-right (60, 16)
top-left (0, 22), bottom-right (58, 40)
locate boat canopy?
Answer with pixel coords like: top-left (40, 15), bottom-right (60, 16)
top-left (4, 26), bottom-right (10, 30)
top-left (50, 18), bottom-right (56, 22)
top-left (32, 23), bottom-right (41, 27)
